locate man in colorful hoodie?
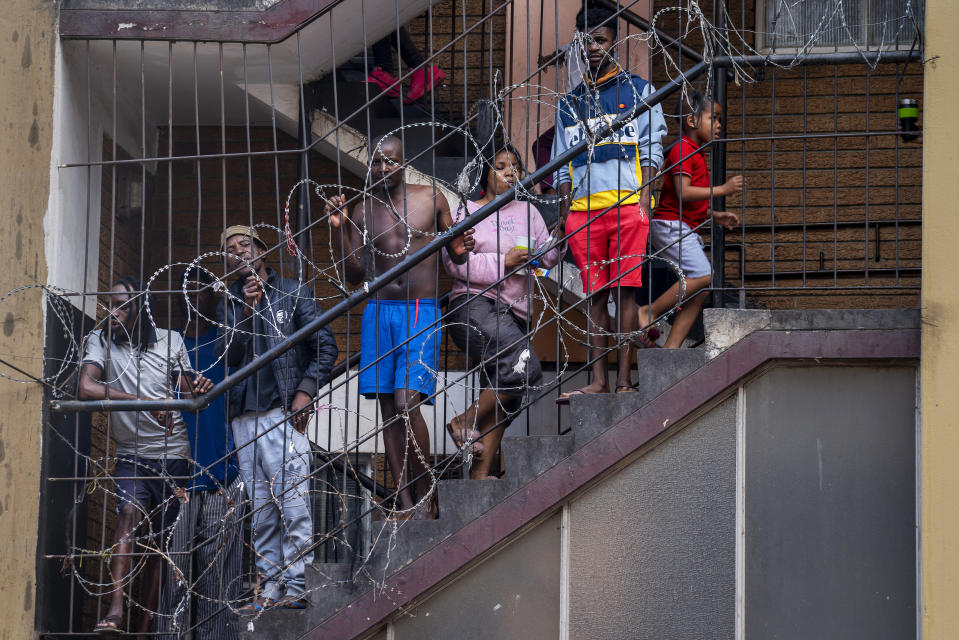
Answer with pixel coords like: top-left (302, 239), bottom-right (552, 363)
top-left (552, 5), bottom-right (667, 402)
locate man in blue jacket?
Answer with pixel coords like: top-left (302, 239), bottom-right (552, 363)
top-left (552, 6), bottom-right (667, 403)
top-left (216, 225), bottom-right (338, 613)
top-left (157, 266), bottom-right (244, 639)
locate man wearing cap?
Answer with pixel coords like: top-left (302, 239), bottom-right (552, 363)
top-left (215, 225), bottom-right (339, 613)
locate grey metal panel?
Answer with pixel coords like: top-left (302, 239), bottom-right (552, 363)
top-left (745, 366), bottom-right (917, 639)
top-left (392, 511), bottom-right (561, 640)
top-left (568, 396), bottom-right (737, 640)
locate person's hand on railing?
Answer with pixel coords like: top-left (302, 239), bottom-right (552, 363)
top-left (325, 194), bottom-right (350, 228)
top-left (190, 373), bottom-right (214, 396)
top-left (448, 227), bottom-right (476, 260)
top-left (504, 247), bottom-right (532, 271)
top-left (290, 390), bottom-right (314, 434)
top-left (712, 210), bottom-right (740, 230)
top-left (718, 175), bottom-right (745, 197)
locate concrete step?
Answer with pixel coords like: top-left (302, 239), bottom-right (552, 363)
top-left (569, 348), bottom-right (707, 447)
top-left (366, 116), bottom-right (473, 156)
top-left (501, 434), bottom-right (575, 490)
top-left (363, 518), bottom-right (449, 578)
top-left (237, 563), bottom-right (356, 638)
top-left (701, 308), bottom-right (921, 358)
top-left (436, 478), bottom-right (511, 528)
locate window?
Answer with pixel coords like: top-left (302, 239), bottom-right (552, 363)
top-left (759, 0), bottom-right (924, 52)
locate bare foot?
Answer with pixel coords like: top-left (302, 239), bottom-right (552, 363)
top-left (637, 304), bottom-right (653, 330)
top-left (447, 413), bottom-right (485, 456)
top-left (555, 382), bottom-right (609, 405)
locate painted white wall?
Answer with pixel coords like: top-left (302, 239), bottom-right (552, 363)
top-left (309, 368), bottom-right (584, 455)
top-left (45, 39), bottom-right (157, 315)
top-left (310, 369), bottom-right (481, 455)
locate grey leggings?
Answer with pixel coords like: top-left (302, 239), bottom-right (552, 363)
top-left (447, 295), bottom-right (543, 399)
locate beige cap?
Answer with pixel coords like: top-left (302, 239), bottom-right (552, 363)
top-left (221, 225), bottom-right (265, 250)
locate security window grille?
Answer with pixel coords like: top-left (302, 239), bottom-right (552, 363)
top-left (761, 0), bottom-right (923, 51)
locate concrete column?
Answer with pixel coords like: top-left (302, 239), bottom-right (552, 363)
top-left (921, 0), bottom-right (959, 636)
top-left (0, 1), bottom-right (55, 638)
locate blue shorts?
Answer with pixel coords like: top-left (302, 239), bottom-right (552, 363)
top-left (359, 298), bottom-right (439, 401)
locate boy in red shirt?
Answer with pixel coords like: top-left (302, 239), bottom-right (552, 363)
top-left (638, 91), bottom-right (743, 347)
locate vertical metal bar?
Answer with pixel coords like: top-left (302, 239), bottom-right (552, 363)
top-left (296, 33), bottom-right (312, 250)
top-left (770, 66), bottom-right (776, 288)
top-left (268, 40), bottom-right (296, 577)
top-left (523, 0), bottom-right (532, 436)
top-left (801, 66), bottom-right (808, 287)
top-left (448, 1), bottom-right (457, 121)
top-left (832, 63), bottom-right (839, 286)
top-left (324, 14), bottom-right (350, 554)
top-left (710, 0), bottom-right (728, 304)
top-left (864, 65), bottom-right (871, 284)
top-left (130, 37), bottom-right (149, 623)
top-left (267, 44), bottom-right (286, 304)
top-left (69, 38), bottom-right (96, 634)
top-left (357, 0), bottom-right (371, 529)
top-left (479, 0), bottom-right (487, 98)
top-left (157, 39), bottom-right (176, 616)
top-left (894, 61), bottom-right (901, 284)
top-left (461, 1), bottom-right (468, 129)
top-left (739, 0), bottom-right (746, 308)
top-left (552, 0), bottom-right (562, 419)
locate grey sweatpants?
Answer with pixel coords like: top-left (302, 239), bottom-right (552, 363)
top-left (231, 408), bottom-right (314, 600)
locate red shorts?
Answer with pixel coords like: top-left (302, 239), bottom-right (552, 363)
top-left (565, 203), bottom-right (649, 293)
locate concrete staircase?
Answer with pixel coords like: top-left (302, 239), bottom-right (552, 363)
top-left (240, 346), bottom-right (710, 638)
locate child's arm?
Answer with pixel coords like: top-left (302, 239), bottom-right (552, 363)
top-left (673, 173), bottom-right (744, 202)
top-left (711, 209), bottom-right (741, 230)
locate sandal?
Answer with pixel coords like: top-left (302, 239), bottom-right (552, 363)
top-left (446, 418), bottom-right (485, 456)
top-left (93, 614), bottom-right (123, 635)
top-left (236, 596), bottom-right (277, 616)
top-left (276, 594), bottom-right (309, 610)
top-left (615, 384), bottom-right (639, 394)
top-left (555, 387), bottom-right (606, 405)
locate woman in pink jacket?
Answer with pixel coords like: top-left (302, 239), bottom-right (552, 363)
top-left (442, 144), bottom-right (559, 479)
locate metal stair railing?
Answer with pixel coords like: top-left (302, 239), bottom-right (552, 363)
top-left (38, 0), bottom-right (925, 631)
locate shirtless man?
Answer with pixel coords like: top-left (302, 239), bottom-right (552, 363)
top-left (326, 135), bottom-right (473, 519)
